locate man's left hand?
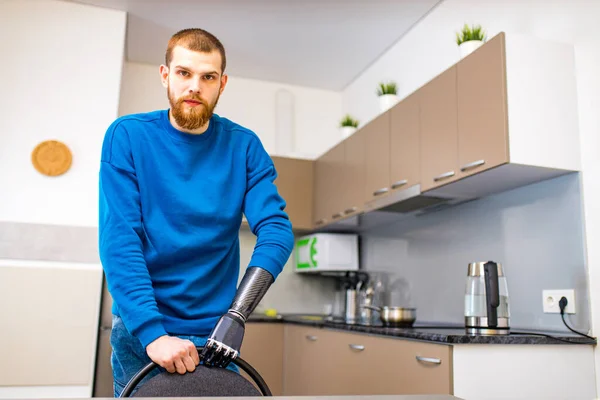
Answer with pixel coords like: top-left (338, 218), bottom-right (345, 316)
top-left (201, 311), bottom-right (245, 367)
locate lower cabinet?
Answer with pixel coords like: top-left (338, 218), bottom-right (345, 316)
top-left (239, 323), bottom-right (284, 396)
top-left (282, 325), bottom-right (452, 396)
top-left (243, 323), bottom-right (596, 399)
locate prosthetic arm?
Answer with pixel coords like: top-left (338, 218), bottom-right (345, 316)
top-left (201, 266), bottom-right (273, 367)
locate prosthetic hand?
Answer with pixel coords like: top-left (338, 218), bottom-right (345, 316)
top-left (201, 267), bottom-right (273, 367)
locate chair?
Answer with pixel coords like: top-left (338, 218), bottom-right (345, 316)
top-left (119, 347), bottom-right (271, 398)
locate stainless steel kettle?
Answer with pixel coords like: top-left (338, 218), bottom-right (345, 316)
top-left (464, 261), bottom-right (510, 335)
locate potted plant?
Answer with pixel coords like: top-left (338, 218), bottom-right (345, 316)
top-left (456, 23), bottom-right (487, 58)
top-left (339, 114), bottom-right (359, 138)
top-left (376, 81), bottom-right (399, 112)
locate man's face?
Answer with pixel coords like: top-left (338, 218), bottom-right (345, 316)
top-left (160, 46), bottom-right (228, 131)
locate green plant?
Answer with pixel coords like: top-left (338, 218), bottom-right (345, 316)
top-left (339, 114), bottom-right (359, 128)
top-left (455, 23), bottom-right (487, 45)
top-left (376, 81), bottom-right (397, 96)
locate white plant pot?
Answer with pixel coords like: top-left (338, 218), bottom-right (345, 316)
top-left (340, 126), bottom-right (357, 139)
top-left (459, 40), bottom-right (484, 59)
top-left (378, 94), bottom-right (399, 113)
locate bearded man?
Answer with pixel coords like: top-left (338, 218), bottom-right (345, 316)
top-left (98, 28), bottom-right (294, 397)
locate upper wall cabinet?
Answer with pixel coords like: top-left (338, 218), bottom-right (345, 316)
top-left (419, 65), bottom-right (461, 191)
top-left (271, 156), bottom-right (314, 231)
top-left (456, 32), bottom-right (509, 179)
top-left (341, 127), bottom-right (367, 218)
top-left (306, 31), bottom-right (581, 231)
top-left (364, 112), bottom-right (392, 204)
top-left (389, 90), bottom-right (420, 195)
top-left (427, 31), bottom-right (580, 200)
top-left (312, 142), bottom-right (345, 228)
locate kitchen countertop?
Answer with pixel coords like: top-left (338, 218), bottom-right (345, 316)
top-left (248, 313), bottom-right (596, 345)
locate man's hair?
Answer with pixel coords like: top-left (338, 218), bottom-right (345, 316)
top-left (165, 28), bottom-right (227, 74)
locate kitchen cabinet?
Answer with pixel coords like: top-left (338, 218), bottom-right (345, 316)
top-left (282, 325), bottom-right (452, 396)
top-left (325, 328), bottom-right (452, 396)
top-left (389, 90), bottom-right (421, 193)
top-left (312, 142), bottom-right (345, 228)
top-left (271, 156), bottom-right (314, 231)
top-left (306, 32), bottom-right (580, 231)
top-left (363, 112), bottom-right (392, 203)
top-left (243, 156), bottom-right (313, 231)
top-left (456, 32), bottom-right (509, 179)
top-left (340, 128), bottom-right (367, 218)
top-left (245, 322), bottom-right (595, 399)
top-left (282, 325), bottom-right (338, 395)
top-left (240, 323), bottom-right (284, 396)
top-left (419, 65), bottom-right (460, 192)
top-left (428, 31), bottom-right (579, 200)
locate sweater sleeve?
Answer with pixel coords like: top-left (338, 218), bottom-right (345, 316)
top-left (99, 121), bottom-right (167, 348)
top-left (243, 137), bottom-right (295, 280)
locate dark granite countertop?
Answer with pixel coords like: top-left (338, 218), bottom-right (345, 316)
top-left (248, 313), bottom-right (596, 345)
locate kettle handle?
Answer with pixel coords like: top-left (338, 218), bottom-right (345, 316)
top-left (484, 261), bottom-right (500, 327)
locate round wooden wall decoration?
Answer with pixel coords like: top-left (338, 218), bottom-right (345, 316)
top-left (31, 140), bottom-right (72, 177)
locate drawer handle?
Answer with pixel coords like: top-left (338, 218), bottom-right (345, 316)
top-left (461, 159), bottom-right (485, 172)
top-left (314, 219), bottom-right (326, 226)
top-left (349, 344), bottom-right (365, 351)
top-left (332, 212), bottom-right (343, 219)
top-left (416, 356), bottom-right (442, 365)
top-left (391, 179), bottom-right (408, 189)
top-left (344, 207), bottom-right (357, 215)
top-left (306, 335), bottom-right (318, 341)
top-left (373, 187), bottom-right (389, 196)
top-left (433, 171), bottom-right (455, 182)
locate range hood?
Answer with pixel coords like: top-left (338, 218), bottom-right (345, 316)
top-left (364, 183), bottom-right (472, 215)
top-left (316, 183), bottom-right (476, 233)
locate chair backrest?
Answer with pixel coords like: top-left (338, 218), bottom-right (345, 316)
top-left (132, 365), bottom-right (261, 397)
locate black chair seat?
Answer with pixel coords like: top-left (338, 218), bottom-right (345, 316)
top-left (132, 365), bottom-right (261, 397)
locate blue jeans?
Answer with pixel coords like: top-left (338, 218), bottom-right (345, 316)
top-left (110, 315), bottom-right (239, 397)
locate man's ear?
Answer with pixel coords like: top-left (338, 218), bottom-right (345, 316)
top-left (159, 65), bottom-right (169, 88)
top-left (219, 74), bottom-right (228, 94)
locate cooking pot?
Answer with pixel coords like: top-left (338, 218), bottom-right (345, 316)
top-left (362, 305), bottom-right (416, 327)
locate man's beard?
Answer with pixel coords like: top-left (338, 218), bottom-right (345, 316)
top-left (168, 86), bottom-right (220, 131)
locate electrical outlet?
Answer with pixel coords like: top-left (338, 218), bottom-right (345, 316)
top-left (542, 289), bottom-right (576, 314)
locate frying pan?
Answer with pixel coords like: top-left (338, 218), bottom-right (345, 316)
top-left (362, 305), bottom-right (417, 327)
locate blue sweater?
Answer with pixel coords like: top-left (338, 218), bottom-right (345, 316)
top-left (99, 110), bottom-right (294, 348)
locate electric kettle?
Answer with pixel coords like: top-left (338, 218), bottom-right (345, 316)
top-left (464, 261), bottom-right (510, 335)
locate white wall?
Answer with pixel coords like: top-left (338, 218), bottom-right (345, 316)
top-left (342, 0), bottom-right (600, 394)
top-left (119, 61), bottom-right (343, 159)
top-left (575, 38), bottom-right (600, 398)
top-left (0, 0), bottom-right (126, 228)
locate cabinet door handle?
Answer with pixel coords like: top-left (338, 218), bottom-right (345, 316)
top-left (349, 344), bottom-right (365, 351)
top-left (391, 179), bottom-right (408, 189)
top-left (344, 207), bottom-right (357, 215)
top-left (332, 212), bottom-right (343, 219)
top-left (461, 159), bottom-right (485, 172)
top-left (416, 356), bottom-right (441, 365)
top-left (305, 335), bottom-right (318, 341)
top-left (433, 171), bottom-right (455, 182)
top-left (373, 187), bottom-right (389, 196)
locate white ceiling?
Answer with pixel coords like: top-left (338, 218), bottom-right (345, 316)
top-left (67, 0), bottom-right (442, 91)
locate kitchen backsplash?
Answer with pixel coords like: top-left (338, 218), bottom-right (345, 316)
top-left (239, 229), bottom-right (337, 314)
top-left (360, 172), bottom-right (590, 333)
